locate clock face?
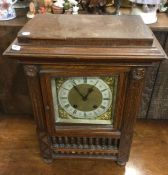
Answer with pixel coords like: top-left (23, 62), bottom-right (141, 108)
top-left (58, 77), bottom-right (112, 119)
top-left (51, 76), bottom-right (118, 125)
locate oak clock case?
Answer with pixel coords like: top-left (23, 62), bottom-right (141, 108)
top-left (3, 14), bottom-right (166, 166)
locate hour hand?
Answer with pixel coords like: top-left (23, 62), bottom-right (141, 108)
top-left (83, 87), bottom-right (94, 100)
top-left (83, 80), bottom-right (99, 100)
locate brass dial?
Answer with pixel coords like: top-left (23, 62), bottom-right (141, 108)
top-left (58, 77), bottom-right (112, 119)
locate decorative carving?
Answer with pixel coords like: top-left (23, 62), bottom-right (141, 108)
top-left (132, 68), bottom-right (145, 80)
top-left (51, 136), bottom-right (119, 151)
top-left (38, 131), bottom-right (53, 163)
top-left (24, 65), bottom-right (38, 77)
top-left (51, 136), bottom-right (119, 159)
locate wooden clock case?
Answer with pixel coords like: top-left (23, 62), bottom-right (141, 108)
top-left (4, 14), bottom-right (167, 165)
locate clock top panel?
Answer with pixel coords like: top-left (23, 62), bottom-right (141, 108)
top-left (17, 14), bottom-right (153, 47)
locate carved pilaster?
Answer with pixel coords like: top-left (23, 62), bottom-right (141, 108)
top-left (24, 64), bottom-right (53, 162)
top-left (117, 67), bottom-right (146, 165)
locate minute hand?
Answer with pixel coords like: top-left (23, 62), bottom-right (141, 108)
top-left (73, 85), bottom-right (85, 99)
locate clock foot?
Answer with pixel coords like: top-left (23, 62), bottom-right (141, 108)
top-left (116, 160), bottom-right (126, 166)
top-left (43, 157), bottom-right (53, 164)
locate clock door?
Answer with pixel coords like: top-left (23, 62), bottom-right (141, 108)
top-left (51, 76), bottom-right (118, 125)
top-left (40, 65), bottom-right (129, 135)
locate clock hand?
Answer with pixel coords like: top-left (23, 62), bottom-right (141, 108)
top-left (83, 87), bottom-right (94, 101)
top-left (71, 83), bottom-right (85, 99)
top-left (83, 80), bottom-right (99, 100)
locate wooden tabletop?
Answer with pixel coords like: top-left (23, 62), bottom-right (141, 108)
top-left (0, 15), bottom-right (28, 27)
top-left (149, 13), bottom-right (168, 31)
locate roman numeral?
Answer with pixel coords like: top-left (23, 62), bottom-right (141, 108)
top-left (71, 80), bottom-right (77, 86)
top-left (100, 105), bottom-right (106, 110)
top-left (103, 98), bottom-right (110, 100)
top-left (101, 89), bottom-right (108, 92)
top-left (73, 109), bottom-right (77, 114)
top-left (64, 104), bottom-right (70, 108)
top-left (60, 97), bottom-right (68, 99)
top-left (83, 77), bottom-right (87, 83)
top-left (62, 87), bottom-right (69, 91)
top-left (94, 80), bottom-right (99, 86)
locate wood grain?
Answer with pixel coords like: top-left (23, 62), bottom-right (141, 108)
top-left (17, 14), bottom-right (153, 46)
top-left (118, 67), bottom-right (145, 165)
top-left (24, 65), bottom-right (53, 161)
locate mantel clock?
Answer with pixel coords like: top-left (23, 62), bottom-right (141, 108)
top-left (4, 14), bottom-right (167, 165)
